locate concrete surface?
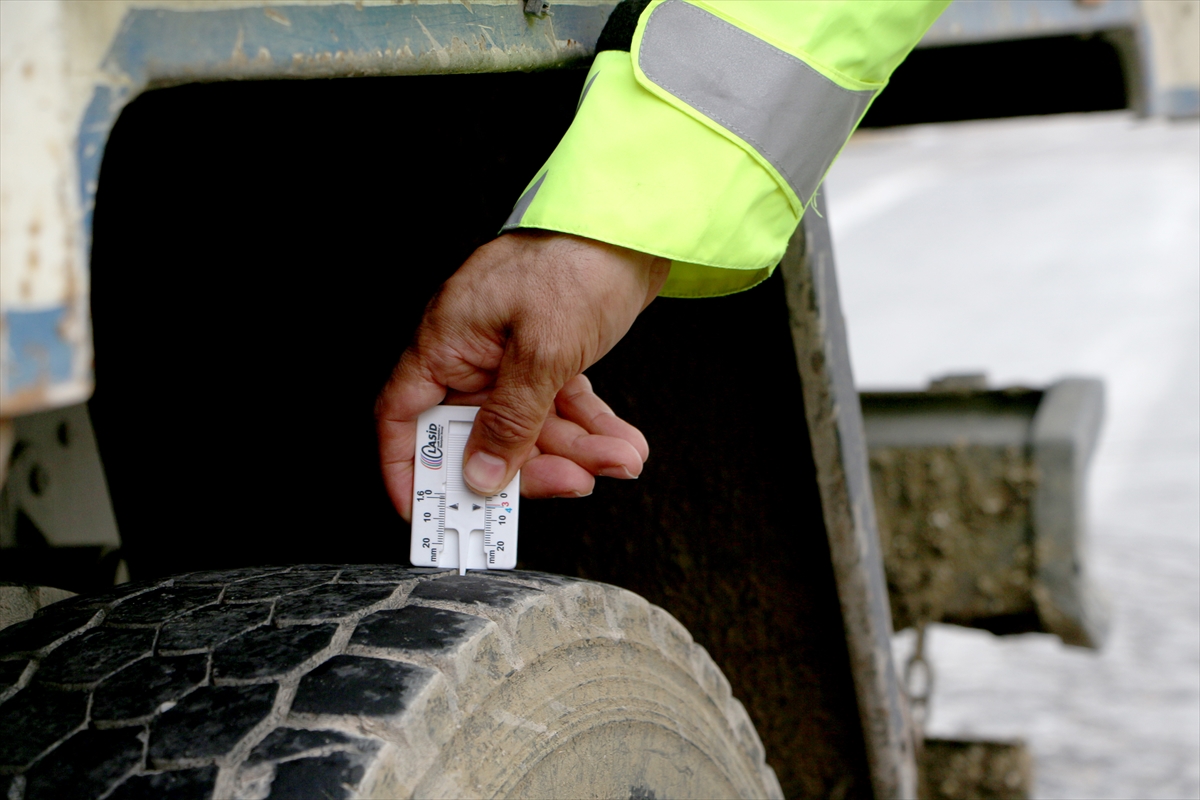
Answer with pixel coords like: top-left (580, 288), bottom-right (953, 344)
top-left (825, 111), bottom-right (1199, 799)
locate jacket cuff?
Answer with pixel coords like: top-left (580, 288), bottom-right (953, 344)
top-left (501, 51), bottom-right (795, 298)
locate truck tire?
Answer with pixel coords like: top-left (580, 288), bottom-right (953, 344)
top-left (0, 565), bottom-right (782, 799)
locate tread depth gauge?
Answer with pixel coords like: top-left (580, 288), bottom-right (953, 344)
top-left (410, 405), bottom-right (519, 575)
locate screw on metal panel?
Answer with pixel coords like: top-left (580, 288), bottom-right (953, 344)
top-left (905, 621), bottom-right (935, 796)
top-left (905, 657), bottom-right (934, 729)
top-left (904, 622), bottom-right (934, 736)
top-left (28, 463), bottom-right (48, 496)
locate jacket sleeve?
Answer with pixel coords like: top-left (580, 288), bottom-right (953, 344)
top-left (502, 0), bottom-right (950, 298)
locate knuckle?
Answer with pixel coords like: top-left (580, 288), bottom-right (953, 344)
top-left (526, 337), bottom-right (580, 377)
top-left (558, 374), bottom-right (589, 399)
top-left (477, 404), bottom-right (542, 450)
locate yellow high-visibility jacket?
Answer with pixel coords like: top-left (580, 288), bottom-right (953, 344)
top-left (502, 0), bottom-right (950, 297)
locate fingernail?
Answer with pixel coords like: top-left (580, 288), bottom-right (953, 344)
top-left (464, 451), bottom-right (506, 494)
top-left (556, 489), bottom-right (593, 498)
top-left (599, 466), bottom-right (637, 480)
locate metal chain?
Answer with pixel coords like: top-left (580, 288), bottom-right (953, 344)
top-left (903, 622), bottom-right (935, 738)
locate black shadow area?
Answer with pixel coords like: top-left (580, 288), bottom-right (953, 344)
top-left (862, 34), bottom-right (1129, 128)
top-left (89, 72), bottom-right (584, 577)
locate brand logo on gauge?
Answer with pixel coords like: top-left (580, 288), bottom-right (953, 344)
top-left (420, 423), bottom-right (443, 469)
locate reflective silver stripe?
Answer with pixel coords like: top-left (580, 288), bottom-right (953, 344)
top-left (576, 71), bottom-right (600, 114)
top-left (501, 171), bottom-right (547, 230)
top-left (638, 0), bottom-right (876, 204)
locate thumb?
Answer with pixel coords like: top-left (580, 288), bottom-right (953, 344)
top-left (375, 351), bottom-right (450, 522)
top-left (462, 344), bottom-right (567, 495)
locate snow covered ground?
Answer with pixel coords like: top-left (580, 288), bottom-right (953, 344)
top-left (824, 111), bottom-right (1200, 799)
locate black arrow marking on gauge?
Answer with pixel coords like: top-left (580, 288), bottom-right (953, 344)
top-left (449, 503), bottom-right (459, 510)
top-left (472, 504), bottom-right (481, 511)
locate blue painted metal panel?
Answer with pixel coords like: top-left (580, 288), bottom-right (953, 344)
top-left (77, 84), bottom-right (121, 233)
top-left (3, 2), bottom-right (615, 417)
top-left (105, 3), bottom-right (611, 83)
top-left (3, 307), bottom-right (74, 396)
top-left (78, 1), bottom-right (613, 248)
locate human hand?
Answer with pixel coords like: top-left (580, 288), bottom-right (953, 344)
top-left (376, 231), bottom-right (670, 522)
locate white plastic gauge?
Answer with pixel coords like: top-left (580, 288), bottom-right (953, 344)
top-left (410, 405), bottom-right (520, 575)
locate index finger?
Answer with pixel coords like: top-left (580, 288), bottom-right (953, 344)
top-left (376, 351), bottom-right (448, 521)
top-left (556, 374), bottom-right (649, 462)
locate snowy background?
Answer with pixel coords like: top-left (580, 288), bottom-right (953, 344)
top-left (825, 111), bottom-right (1199, 799)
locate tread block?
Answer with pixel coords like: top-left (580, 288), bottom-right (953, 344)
top-left (93, 655), bottom-right (209, 722)
top-left (105, 580), bottom-right (175, 600)
top-left (510, 571), bottom-right (581, 588)
top-left (40, 580), bottom-right (172, 617)
top-left (213, 624), bottom-right (337, 682)
top-left (108, 765), bottom-right (218, 799)
top-left (157, 604), bottom-right (272, 654)
top-left (247, 727), bottom-right (377, 765)
top-left (0, 685), bottom-right (88, 769)
top-left (0, 608), bottom-right (102, 656)
top-left (106, 587), bottom-right (223, 626)
top-left (148, 684), bottom-right (277, 763)
top-left (173, 567), bottom-right (288, 585)
top-left (336, 565), bottom-right (422, 584)
top-left (24, 727), bottom-right (144, 799)
top-left (266, 751), bottom-right (368, 800)
top-left (292, 655), bottom-right (435, 718)
top-left (410, 575), bottom-right (542, 608)
top-left (273, 584), bottom-right (398, 623)
top-left (223, 572), bottom-right (339, 603)
top-left (33, 628), bottom-right (155, 687)
top-left (351, 606), bottom-right (488, 652)
top-left (29, 594), bottom-right (101, 618)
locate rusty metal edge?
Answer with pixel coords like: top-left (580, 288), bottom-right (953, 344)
top-left (3, 1), bottom-right (618, 420)
top-left (77, 1), bottom-right (616, 244)
top-left (780, 197), bottom-right (918, 800)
